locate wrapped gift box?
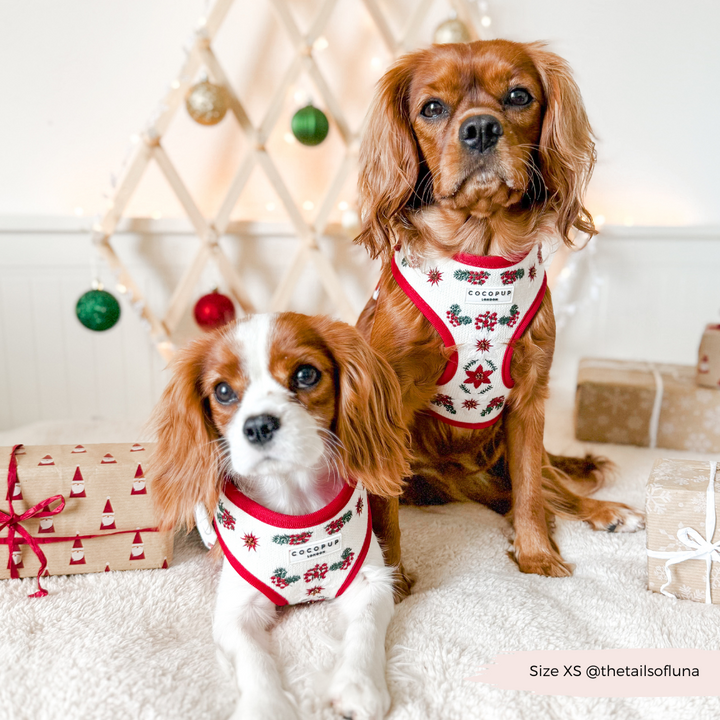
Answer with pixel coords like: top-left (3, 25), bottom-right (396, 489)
top-left (0, 443), bottom-right (172, 594)
top-left (574, 358), bottom-right (720, 452)
top-left (697, 323), bottom-right (720, 389)
top-left (646, 458), bottom-right (720, 604)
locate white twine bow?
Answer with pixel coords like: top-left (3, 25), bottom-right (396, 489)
top-left (580, 359), bottom-right (668, 448)
top-left (647, 461), bottom-right (719, 603)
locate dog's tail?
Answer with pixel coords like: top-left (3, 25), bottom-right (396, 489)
top-left (541, 451), bottom-right (614, 521)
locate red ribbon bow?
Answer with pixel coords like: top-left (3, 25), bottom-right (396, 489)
top-left (0, 445), bottom-right (66, 597)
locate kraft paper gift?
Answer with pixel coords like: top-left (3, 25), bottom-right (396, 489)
top-left (0, 443), bottom-right (172, 597)
top-left (575, 358), bottom-right (720, 452)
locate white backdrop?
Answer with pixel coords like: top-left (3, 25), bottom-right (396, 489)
top-left (1, 0), bottom-right (719, 225)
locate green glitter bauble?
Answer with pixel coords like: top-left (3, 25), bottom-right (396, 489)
top-left (75, 289), bottom-right (121, 332)
top-left (291, 105), bottom-right (329, 146)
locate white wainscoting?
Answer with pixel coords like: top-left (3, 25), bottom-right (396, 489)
top-left (1, 217), bottom-right (719, 431)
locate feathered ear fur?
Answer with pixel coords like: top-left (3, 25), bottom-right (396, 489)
top-left (147, 335), bottom-right (222, 532)
top-left (314, 318), bottom-right (411, 497)
top-left (526, 43), bottom-right (597, 244)
top-left (356, 53), bottom-right (421, 261)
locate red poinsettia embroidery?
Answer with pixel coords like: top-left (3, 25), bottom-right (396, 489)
top-left (306, 586), bottom-right (324, 597)
top-left (529, 265), bottom-right (537, 281)
top-left (426, 268), bottom-right (443, 285)
top-left (355, 496), bottom-right (364, 515)
top-left (462, 398), bottom-right (479, 410)
top-left (431, 393), bottom-right (457, 415)
top-left (304, 563), bottom-right (329, 583)
top-left (242, 533), bottom-right (259, 551)
top-left (475, 338), bottom-right (492, 352)
top-left (480, 396), bottom-right (506, 417)
top-left (464, 367), bottom-right (493, 388)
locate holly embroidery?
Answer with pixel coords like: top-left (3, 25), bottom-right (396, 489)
top-left (446, 304), bottom-right (472, 327)
top-left (500, 268), bottom-right (525, 285)
top-left (480, 396), bottom-right (505, 417)
top-left (476, 338), bottom-right (492, 353)
top-left (272, 531), bottom-right (313, 545)
top-left (453, 268), bottom-right (490, 285)
top-left (499, 304), bottom-right (520, 328)
top-left (355, 496), bottom-right (364, 515)
top-left (426, 268), bottom-right (443, 285)
top-left (431, 393), bottom-right (457, 415)
top-left (330, 548), bottom-right (355, 572)
top-left (325, 511), bottom-right (352, 535)
top-left (271, 567), bottom-right (300, 588)
top-left (242, 533), bottom-right (259, 551)
top-left (216, 501), bottom-right (236, 531)
top-left (475, 310), bottom-right (498, 332)
top-left (303, 563), bottom-right (329, 583)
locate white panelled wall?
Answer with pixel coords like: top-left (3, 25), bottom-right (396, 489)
top-left (1, 219), bottom-right (718, 431)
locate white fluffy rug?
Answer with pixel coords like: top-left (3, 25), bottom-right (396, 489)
top-left (2, 376), bottom-right (720, 720)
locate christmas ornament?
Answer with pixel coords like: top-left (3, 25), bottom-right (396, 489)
top-left (185, 80), bottom-right (230, 126)
top-left (193, 291), bottom-right (236, 331)
top-left (291, 105), bottom-right (329, 146)
top-left (75, 288), bottom-right (121, 332)
top-left (434, 17), bottom-right (471, 44)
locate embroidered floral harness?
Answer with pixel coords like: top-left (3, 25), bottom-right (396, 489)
top-left (213, 479), bottom-right (371, 606)
top-left (391, 245), bottom-right (548, 429)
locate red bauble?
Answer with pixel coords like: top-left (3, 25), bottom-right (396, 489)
top-left (193, 292), bottom-right (236, 331)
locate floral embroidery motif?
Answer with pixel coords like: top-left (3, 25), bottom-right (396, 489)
top-left (355, 496), bottom-right (364, 515)
top-left (529, 265), bottom-right (537, 281)
top-left (453, 268), bottom-right (490, 285)
top-left (476, 338), bottom-right (492, 353)
top-left (242, 533), bottom-right (259, 551)
top-left (446, 304), bottom-right (472, 327)
top-left (271, 567), bottom-right (300, 588)
top-left (500, 268), bottom-right (525, 285)
top-left (464, 366), bottom-right (493, 389)
top-left (475, 311), bottom-right (498, 332)
top-left (325, 511), bottom-right (353, 535)
top-left (330, 548), bottom-right (355, 571)
top-left (499, 304), bottom-right (520, 328)
top-left (272, 531), bottom-right (313, 545)
top-left (303, 563), bottom-right (329, 583)
top-left (426, 268), bottom-right (443, 285)
top-left (216, 500), bottom-right (236, 531)
top-left (431, 393), bottom-right (457, 415)
top-left (481, 396), bottom-right (505, 417)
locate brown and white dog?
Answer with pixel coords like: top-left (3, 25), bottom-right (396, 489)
top-left (355, 39), bottom-right (644, 594)
top-left (149, 312), bottom-right (410, 720)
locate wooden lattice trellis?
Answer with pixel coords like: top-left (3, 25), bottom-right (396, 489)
top-left (92, 0), bottom-right (489, 360)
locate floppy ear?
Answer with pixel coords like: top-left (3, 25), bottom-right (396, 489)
top-left (317, 319), bottom-right (410, 497)
top-left (147, 335), bottom-right (222, 532)
top-left (356, 52), bottom-right (421, 261)
top-left (526, 43), bottom-right (597, 245)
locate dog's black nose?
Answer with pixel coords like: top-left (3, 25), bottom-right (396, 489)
top-left (459, 114), bottom-right (503, 153)
top-left (243, 414), bottom-right (281, 446)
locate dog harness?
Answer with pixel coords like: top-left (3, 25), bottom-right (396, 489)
top-left (392, 245), bottom-right (547, 429)
top-left (213, 479), bottom-right (372, 606)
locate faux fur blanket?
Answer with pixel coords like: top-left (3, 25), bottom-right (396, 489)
top-left (1, 381), bottom-right (719, 720)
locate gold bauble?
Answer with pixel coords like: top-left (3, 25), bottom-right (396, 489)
top-left (185, 80), bottom-right (230, 126)
top-left (434, 18), bottom-right (471, 44)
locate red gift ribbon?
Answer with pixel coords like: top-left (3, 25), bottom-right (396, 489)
top-left (0, 445), bottom-right (65, 597)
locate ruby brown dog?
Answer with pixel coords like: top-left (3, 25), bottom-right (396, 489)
top-left (149, 313), bottom-right (410, 720)
top-left (355, 40), bottom-right (644, 594)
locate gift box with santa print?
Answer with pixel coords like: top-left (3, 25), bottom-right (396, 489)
top-left (0, 443), bottom-right (172, 596)
top-left (574, 358), bottom-right (720, 453)
top-left (646, 458), bottom-right (720, 604)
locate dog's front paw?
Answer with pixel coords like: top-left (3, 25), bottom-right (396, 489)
top-left (513, 546), bottom-right (573, 577)
top-left (392, 563), bottom-right (415, 602)
top-left (328, 672), bottom-right (391, 720)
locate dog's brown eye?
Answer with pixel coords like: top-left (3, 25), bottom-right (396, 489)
top-left (214, 382), bottom-right (238, 405)
top-left (292, 364), bottom-right (321, 390)
top-left (506, 88), bottom-right (532, 107)
top-left (421, 101), bottom-right (446, 118)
